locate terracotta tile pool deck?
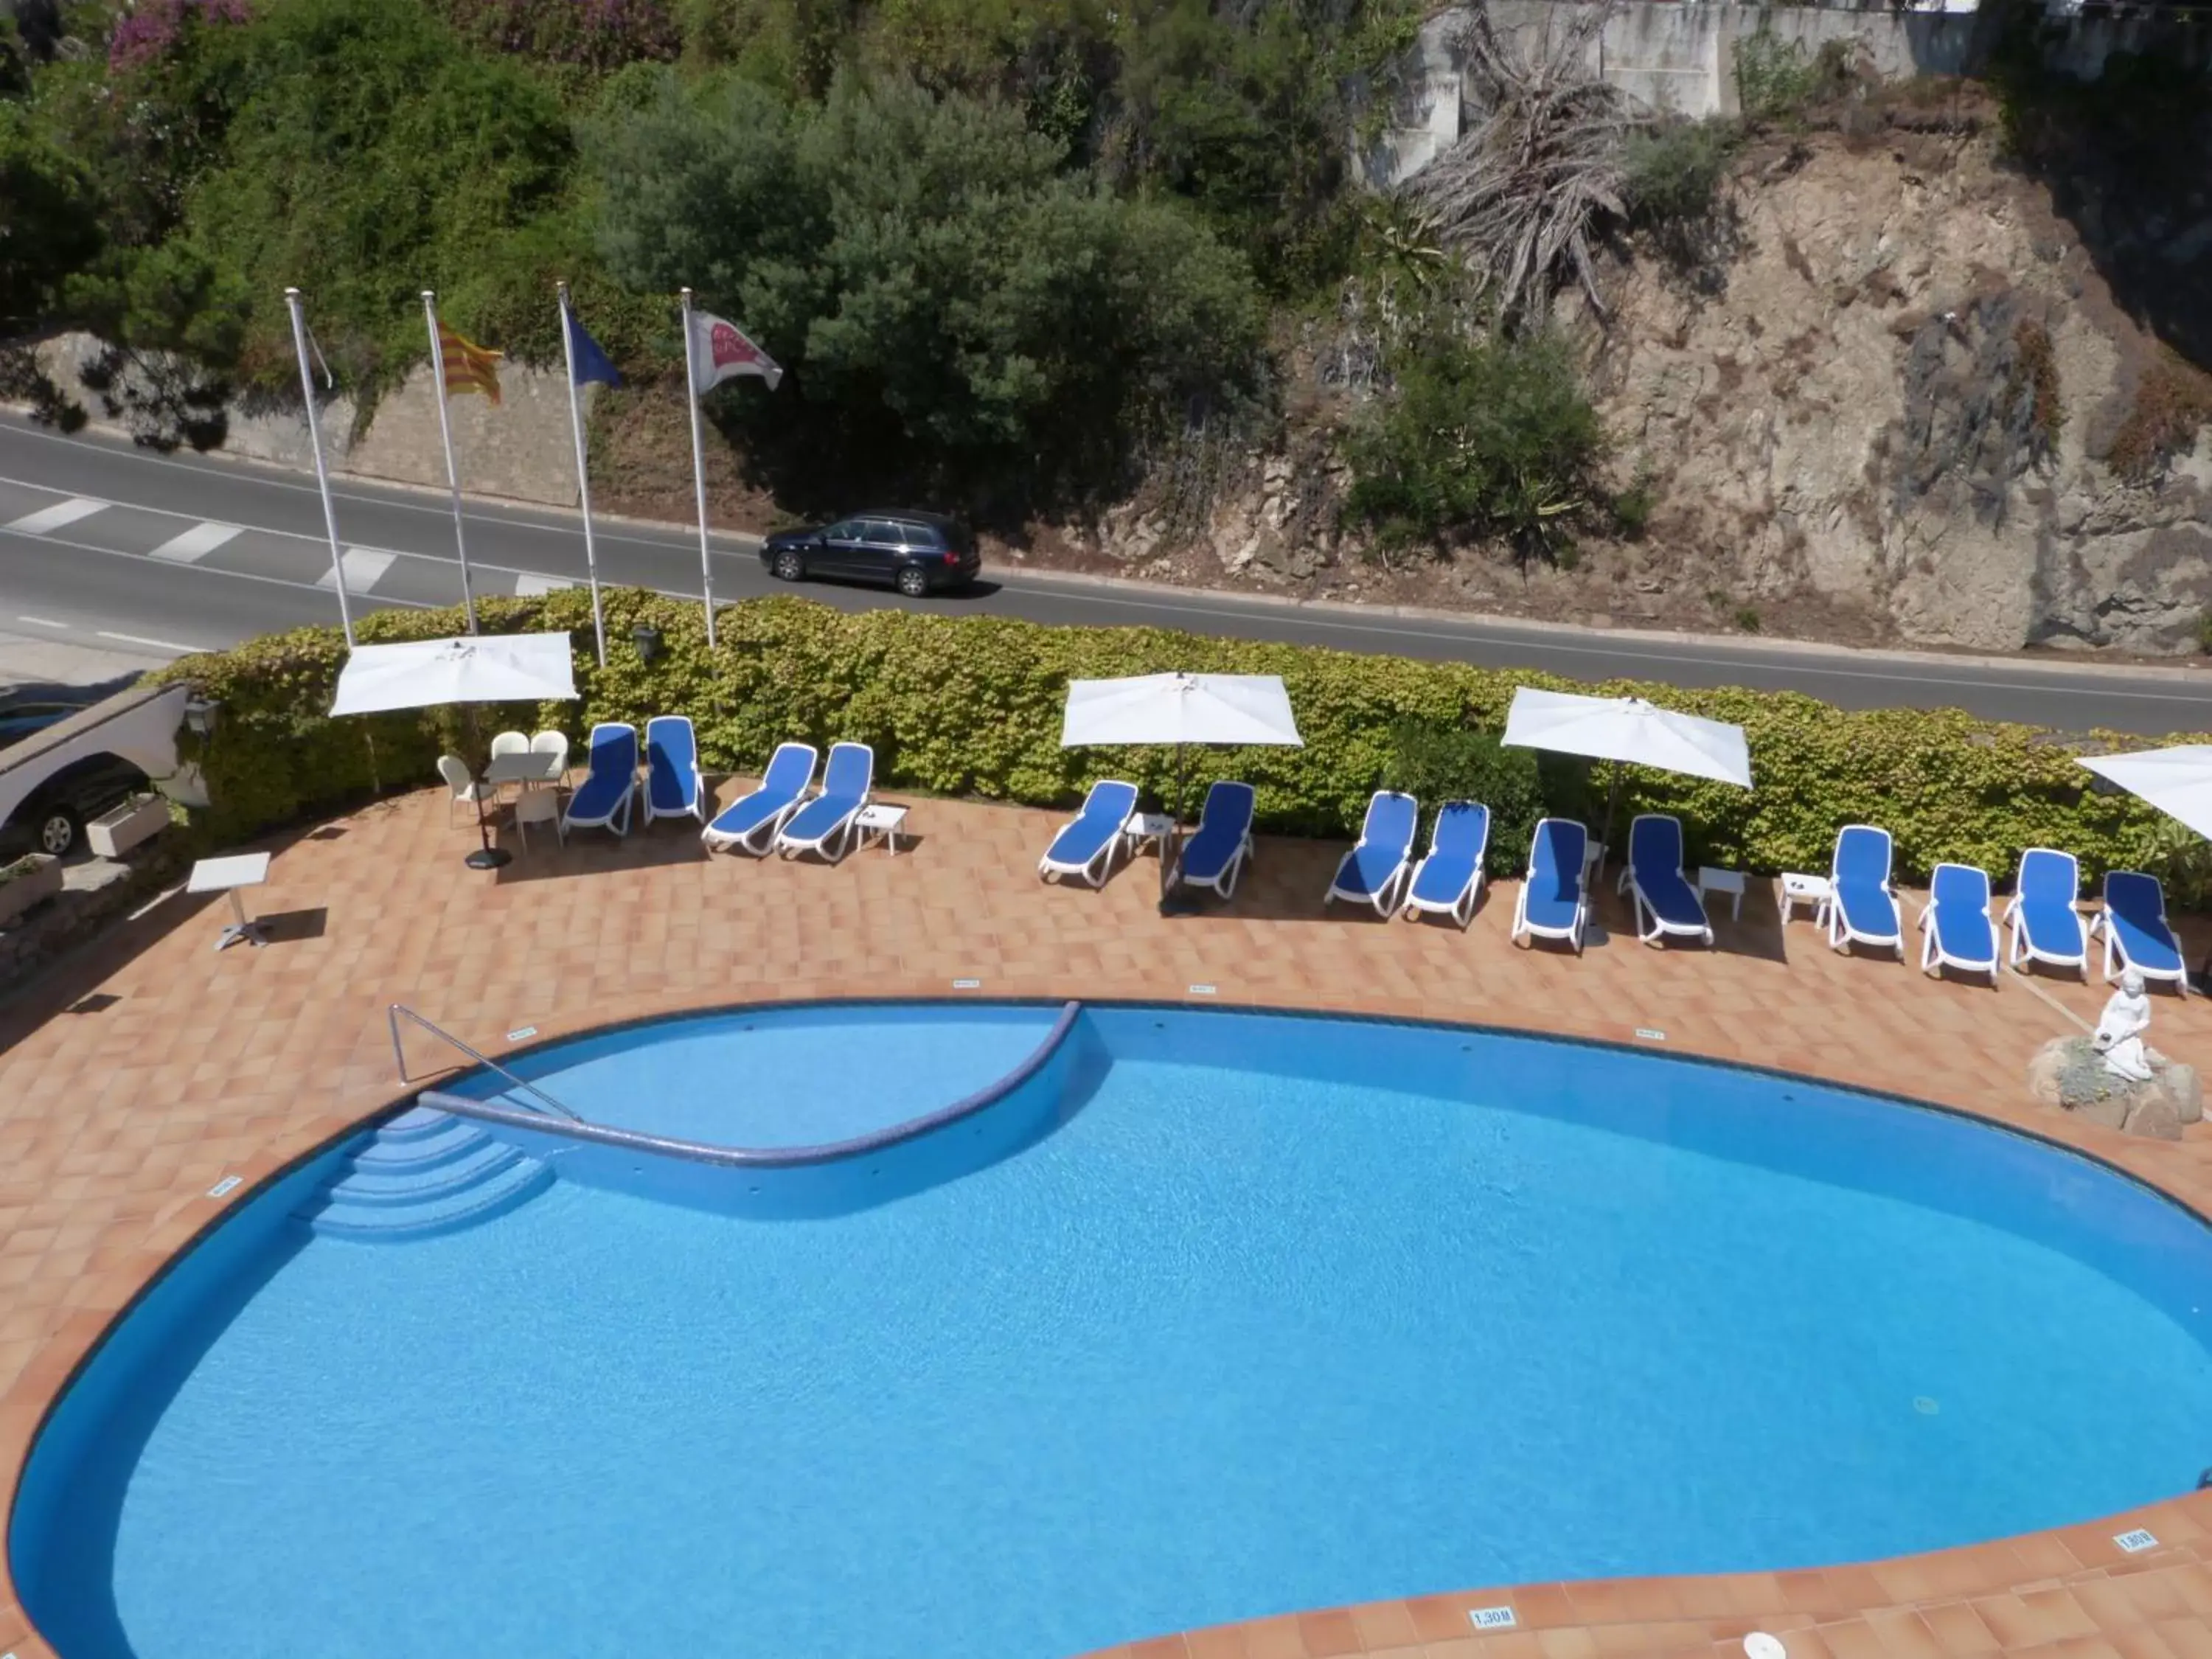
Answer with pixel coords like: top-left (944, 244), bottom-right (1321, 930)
top-left (6, 783), bottom-right (2212, 1659)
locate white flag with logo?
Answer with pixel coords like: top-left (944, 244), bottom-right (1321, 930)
top-left (687, 309), bottom-right (782, 394)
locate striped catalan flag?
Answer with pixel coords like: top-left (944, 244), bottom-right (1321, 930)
top-left (437, 321), bottom-right (504, 406)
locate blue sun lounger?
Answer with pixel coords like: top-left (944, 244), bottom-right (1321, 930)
top-left (561, 722), bottom-right (638, 838)
top-left (2006, 846), bottom-right (2088, 978)
top-left (1038, 779), bottom-right (1140, 888)
top-left (644, 714), bottom-right (704, 827)
top-left (2093, 869), bottom-right (2188, 994)
top-left (1172, 781), bottom-right (1256, 900)
top-left (1511, 817), bottom-right (1589, 952)
top-left (1402, 800), bottom-right (1490, 928)
top-left (1826, 824), bottom-right (1903, 959)
top-left (775, 740), bottom-right (873, 863)
top-left (1326, 790), bottom-right (1419, 917)
top-left (702, 741), bottom-right (816, 855)
top-left (1622, 813), bottom-right (1713, 947)
top-left (1919, 862), bottom-right (1998, 986)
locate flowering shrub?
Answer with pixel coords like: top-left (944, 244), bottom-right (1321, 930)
top-left (108, 0), bottom-right (249, 72)
top-left (439, 0), bottom-right (678, 73)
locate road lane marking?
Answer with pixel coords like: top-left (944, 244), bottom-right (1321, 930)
top-left (514, 573), bottom-right (573, 596)
top-left (98, 630), bottom-right (209, 653)
top-left (5, 496), bottom-right (105, 535)
top-left (320, 547), bottom-right (395, 592)
top-left (0, 527), bottom-right (436, 610)
top-left (148, 521), bottom-right (242, 563)
top-left (17, 615), bottom-right (67, 628)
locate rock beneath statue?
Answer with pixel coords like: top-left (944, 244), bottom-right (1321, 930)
top-left (2163, 1062), bottom-right (2204, 1126)
top-left (2027, 1037), bottom-right (2069, 1109)
top-left (2124, 1092), bottom-right (2185, 1141)
top-left (2025, 1035), bottom-right (2196, 1139)
top-left (2076, 1092), bottom-right (2132, 1130)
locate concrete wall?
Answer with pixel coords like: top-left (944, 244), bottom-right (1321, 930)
top-left (33, 331), bottom-right (596, 509)
top-left (1359, 1), bottom-right (2208, 187)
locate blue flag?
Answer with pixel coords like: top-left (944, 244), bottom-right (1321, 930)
top-left (566, 306), bottom-right (622, 389)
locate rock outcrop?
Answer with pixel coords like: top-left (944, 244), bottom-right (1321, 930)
top-left (2027, 1033), bottom-right (2203, 1140)
top-left (1582, 131), bottom-right (2212, 655)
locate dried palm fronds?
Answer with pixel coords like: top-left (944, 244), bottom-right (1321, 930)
top-left (1405, 1), bottom-right (1632, 329)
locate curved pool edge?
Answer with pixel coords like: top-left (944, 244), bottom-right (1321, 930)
top-left (7, 979), bottom-right (2212, 1659)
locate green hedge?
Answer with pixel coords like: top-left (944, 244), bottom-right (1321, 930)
top-left (150, 587), bottom-right (2207, 889)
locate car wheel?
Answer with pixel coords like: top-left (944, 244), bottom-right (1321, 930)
top-left (771, 549), bottom-right (806, 582)
top-left (894, 565), bottom-right (931, 599)
top-left (35, 807), bottom-right (80, 858)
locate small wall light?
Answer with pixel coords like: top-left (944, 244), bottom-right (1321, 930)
top-left (632, 624), bottom-right (664, 665)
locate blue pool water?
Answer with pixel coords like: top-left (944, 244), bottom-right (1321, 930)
top-left (18, 1004), bottom-right (2212, 1659)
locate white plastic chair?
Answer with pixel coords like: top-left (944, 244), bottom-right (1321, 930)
top-left (531, 729), bottom-right (571, 790)
top-left (437, 754), bottom-right (491, 827)
top-left (490, 730), bottom-right (530, 759)
top-left (513, 787), bottom-right (565, 853)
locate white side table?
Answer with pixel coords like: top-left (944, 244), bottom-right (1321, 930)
top-left (1778, 872), bottom-right (1831, 925)
top-left (189, 852), bottom-right (272, 951)
top-left (853, 802), bottom-right (909, 856)
top-left (1697, 865), bottom-right (1747, 922)
top-left (1124, 813), bottom-right (1175, 857)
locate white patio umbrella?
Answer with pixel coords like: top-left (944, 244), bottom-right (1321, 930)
top-left (2079, 746), bottom-right (2212, 843)
top-left (1061, 672), bottom-right (1304, 911)
top-left (330, 631), bottom-right (578, 869)
top-left (1501, 687), bottom-right (1753, 863)
top-left (329, 631), bottom-right (577, 717)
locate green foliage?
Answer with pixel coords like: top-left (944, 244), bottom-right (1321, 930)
top-left (1385, 722), bottom-right (1545, 877)
top-left (0, 100), bottom-right (102, 333)
top-left (1610, 469), bottom-right (1657, 540)
top-left (1111, 0), bottom-right (1362, 296)
top-left (591, 69), bottom-right (1262, 505)
top-left (179, 0), bottom-right (579, 391)
top-left (1733, 33), bottom-right (1850, 129)
top-left (1621, 117), bottom-right (1738, 235)
top-left (1343, 331), bottom-right (1605, 563)
top-left (153, 590), bottom-right (2205, 892)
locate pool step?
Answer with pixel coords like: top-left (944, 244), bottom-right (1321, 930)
top-left (296, 1108), bottom-right (552, 1241)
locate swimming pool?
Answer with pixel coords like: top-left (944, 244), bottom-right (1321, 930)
top-left (16, 1002), bottom-right (2212, 1659)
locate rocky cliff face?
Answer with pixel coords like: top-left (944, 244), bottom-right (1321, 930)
top-left (1062, 111), bottom-right (2212, 657)
top-left (1585, 123), bottom-right (2212, 654)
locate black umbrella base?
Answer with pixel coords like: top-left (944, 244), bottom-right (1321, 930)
top-left (1158, 891), bottom-right (1200, 917)
top-left (466, 846), bottom-right (513, 871)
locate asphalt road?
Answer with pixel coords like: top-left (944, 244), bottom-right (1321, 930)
top-left (1, 412), bottom-right (2208, 734)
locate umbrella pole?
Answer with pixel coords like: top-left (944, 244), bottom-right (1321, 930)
top-left (1159, 742), bottom-right (1197, 917)
top-left (463, 705), bottom-right (512, 872)
top-left (1599, 760), bottom-right (1623, 880)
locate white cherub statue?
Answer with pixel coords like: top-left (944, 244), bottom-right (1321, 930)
top-left (2093, 968), bottom-right (2157, 1085)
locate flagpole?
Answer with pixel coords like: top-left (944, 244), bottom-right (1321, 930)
top-left (285, 287), bottom-right (355, 650)
top-left (422, 290), bottom-right (480, 635)
top-left (679, 286), bottom-right (717, 649)
top-left (556, 282), bottom-right (608, 669)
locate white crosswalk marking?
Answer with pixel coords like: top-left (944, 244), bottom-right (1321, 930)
top-left (5, 497), bottom-right (106, 535)
top-left (513, 574), bottom-right (573, 596)
top-left (148, 521), bottom-right (243, 563)
top-left (319, 547), bottom-right (396, 592)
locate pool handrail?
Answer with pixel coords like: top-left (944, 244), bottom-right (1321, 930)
top-left (415, 999), bottom-right (1083, 1168)
top-left (388, 1003), bottom-right (585, 1123)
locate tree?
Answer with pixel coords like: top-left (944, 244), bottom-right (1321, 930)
top-left (1343, 330), bottom-right (1605, 563)
top-left (591, 70), bottom-right (1262, 509)
top-left (0, 101), bottom-right (102, 333)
